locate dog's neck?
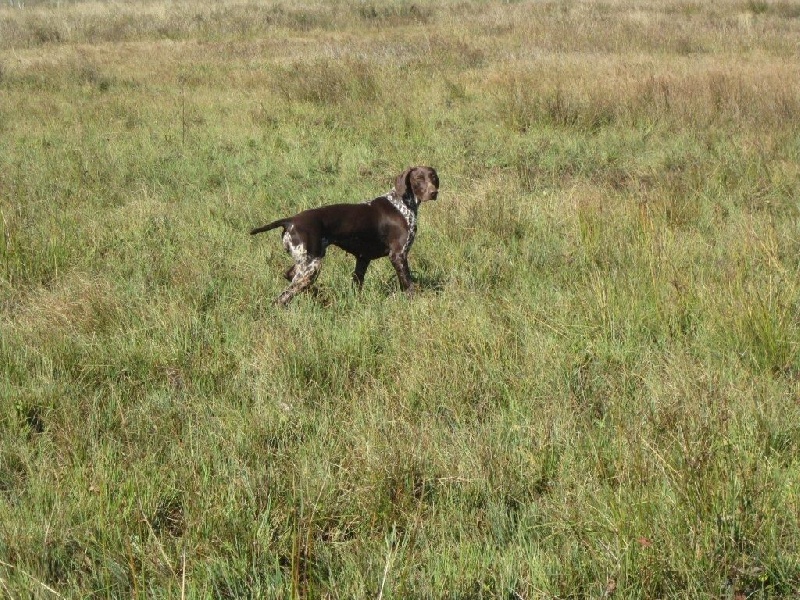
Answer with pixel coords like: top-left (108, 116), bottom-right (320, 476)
top-left (387, 188), bottom-right (419, 214)
top-left (386, 189), bottom-right (418, 251)
top-left (387, 188), bottom-right (417, 223)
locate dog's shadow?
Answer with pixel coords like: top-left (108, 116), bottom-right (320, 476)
top-left (287, 263), bottom-right (447, 307)
top-left (413, 272), bottom-right (447, 293)
top-left (375, 271), bottom-right (446, 296)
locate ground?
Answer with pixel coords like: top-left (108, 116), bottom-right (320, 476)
top-left (1, 0), bottom-right (800, 597)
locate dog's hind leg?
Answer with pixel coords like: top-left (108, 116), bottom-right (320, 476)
top-left (276, 257), bottom-right (322, 306)
top-left (275, 230), bottom-right (323, 306)
top-left (352, 257), bottom-right (371, 290)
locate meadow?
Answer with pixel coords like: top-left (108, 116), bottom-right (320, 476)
top-left (2, 0), bottom-right (800, 597)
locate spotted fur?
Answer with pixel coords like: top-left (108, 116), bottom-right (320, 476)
top-left (386, 189), bottom-right (418, 257)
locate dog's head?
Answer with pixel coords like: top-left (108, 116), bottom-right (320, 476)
top-left (395, 166), bottom-right (439, 204)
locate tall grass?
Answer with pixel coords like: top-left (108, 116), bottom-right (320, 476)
top-left (2, 0), bottom-right (800, 597)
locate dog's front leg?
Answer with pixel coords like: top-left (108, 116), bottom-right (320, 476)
top-left (389, 253), bottom-right (414, 294)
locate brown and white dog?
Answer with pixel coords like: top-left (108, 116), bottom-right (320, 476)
top-left (250, 166), bottom-right (439, 306)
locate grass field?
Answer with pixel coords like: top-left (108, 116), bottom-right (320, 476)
top-left (2, 0), bottom-right (800, 597)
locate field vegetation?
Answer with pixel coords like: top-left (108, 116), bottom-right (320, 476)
top-left (2, 0), bottom-right (800, 597)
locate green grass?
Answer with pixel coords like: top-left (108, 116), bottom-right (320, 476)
top-left (2, 0), bottom-right (800, 597)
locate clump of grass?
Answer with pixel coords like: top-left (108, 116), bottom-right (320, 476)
top-left (493, 64), bottom-right (800, 134)
top-left (272, 58), bottom-right (382, 106)
top-left (355, 1), bottom-right (434, 24)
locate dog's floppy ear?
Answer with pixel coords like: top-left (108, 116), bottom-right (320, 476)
top-left (394, 167), bottom-right (414, 199)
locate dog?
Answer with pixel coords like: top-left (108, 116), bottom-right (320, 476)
top-left (250, 166), bottom-right (439, 306)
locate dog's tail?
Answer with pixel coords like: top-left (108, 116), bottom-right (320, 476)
top-left (250, 219), bottom-right (289, 236)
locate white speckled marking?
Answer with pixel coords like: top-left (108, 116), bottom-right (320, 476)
top-left (386, 189), bottom-right (418, 256)
top-left (277, 229), bottom-right (322, 306)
